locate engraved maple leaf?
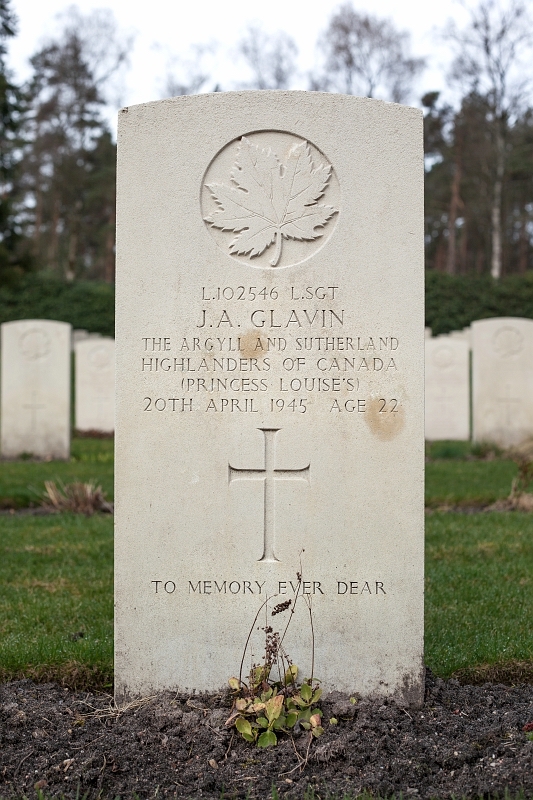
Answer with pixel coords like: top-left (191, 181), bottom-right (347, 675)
top-left (204, 137), bottom-right (338, 266)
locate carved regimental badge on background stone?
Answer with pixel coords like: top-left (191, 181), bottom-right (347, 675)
top-left (201, 131), bottom-right (340, 269)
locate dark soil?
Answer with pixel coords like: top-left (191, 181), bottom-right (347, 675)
top-left (2, 671), bottom-right (533, 799)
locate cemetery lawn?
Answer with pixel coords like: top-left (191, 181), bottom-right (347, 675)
top-left (426, 511), bottom-right (533, 679)
top-left (0, 512), bottom-right (113, 686)
top-left (0, 437), bottom-right (113, 509)
top-left (425, 458), bottom-right (518, 507)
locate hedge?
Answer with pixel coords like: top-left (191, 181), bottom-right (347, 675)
top-left (0, 274), bottom-right (114, 337)
top-left (3, 272), bottom-right (533, 339)
top-left (426, 272), bottom-right (533, 335)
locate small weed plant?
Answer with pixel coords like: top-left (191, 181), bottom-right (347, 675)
top-left (226, 566), bottom-right (323, 748)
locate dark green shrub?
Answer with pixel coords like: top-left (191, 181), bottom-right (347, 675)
top-left (0, 274), bottom-right (114, 336)
top-left (426, 272), bottom-right (533, 335)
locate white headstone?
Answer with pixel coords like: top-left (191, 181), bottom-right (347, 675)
top-left (115, 92), bottom-right (424, 703)
top-left (1, 319), bottom-right (71, 459)
top-left (449, 328), bottom-right (471, 347)
top-left (472, 317), bottom-right (533, 447)
top-left (72, 329), bottom-right (89, 349)
top-left (424, 327), bottom-right (432, 339)
top-left (75, 337), bottom-right (115, 433)
top-left (425, 336), bottom-right (470, 441)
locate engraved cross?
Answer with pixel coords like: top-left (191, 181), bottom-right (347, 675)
top-left (497, 384), bottom-right (521, 426)
top-left (23, 392), bottom-right (46, 431)
top-left (228, 428), bottom-right (310, 563)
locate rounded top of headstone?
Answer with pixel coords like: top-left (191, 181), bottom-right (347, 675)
top-left (492, 325), bottom-right (524, 358)
top-left (201, 130), bottom-right (340, 269)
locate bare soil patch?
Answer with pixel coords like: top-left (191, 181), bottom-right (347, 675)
top-left (2, 671), bottom-right (533, 799)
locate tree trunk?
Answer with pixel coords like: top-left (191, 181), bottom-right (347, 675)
top-left (518, 210), bottom-right (528, 274)
top-left (66, 230), bottom-right (77, 282)
top-left (446, 145), bottom-right (463, 275)
top-left (490, 122), bottom-right (505, 280)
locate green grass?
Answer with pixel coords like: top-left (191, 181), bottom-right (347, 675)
top-left (0, 512), bottom-right (113, 684)
top-left (0, 437), bottom-right (114, 509)
top-left (425, 511), bottom-right (533, 677)
top-left (0, 440), bottom-right (532, 687)
top-left (425, 459), bottom-right (518, 506)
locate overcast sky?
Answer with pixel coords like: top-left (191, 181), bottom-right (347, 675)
top-left (7, 0), bottom-right (470, 129)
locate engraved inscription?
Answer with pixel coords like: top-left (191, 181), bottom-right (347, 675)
top-left (88, 344), bottom-right (112, 369)
top-left (23, 392), bottom-right (46, 431)
top-left (228, 428), bottom-right (310, 563)
top-left (432, 344), bottom-right (454, 369)
top-left (492, 326), bottom-right (524, 358)
top-left (496, 384), bottom-right (521, 426)
top-left (201, 131), bottom-right (340, 269)
top-left (19, 328), bottom-right (51, 360)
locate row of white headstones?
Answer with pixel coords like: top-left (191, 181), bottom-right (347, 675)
top-left (426, 316), bottom-right (533, 447)
top-left (0, 319), bottom-right (114, 459)
top-left (1, 315), bottom-right (531, 459)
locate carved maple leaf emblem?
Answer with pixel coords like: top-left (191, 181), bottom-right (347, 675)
top-left (204, 137), bottom-right (338, 266)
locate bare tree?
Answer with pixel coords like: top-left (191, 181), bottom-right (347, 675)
top-left (446, 0), bottom-right (533, 279)
top-left (164, 43), bottom-right (216, 97)
top-left (313, 3), bottom-right (425, 102)
top-left (56, 5), bottom-right (133, 107)
top-left (238, 24), bottom-right (298, 90)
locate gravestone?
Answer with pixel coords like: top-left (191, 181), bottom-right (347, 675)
top-left (75, 337), bottom-right (115, 433)
top-left (449, 327), bottom-right (471, 347)
top-left (472, 317), bottom-right (533, 447)
top-left (1, 319), bottom-right (71, 459)
top-left (115, 91), bottom-right (424, 703)
top-left (425, 336), bottom-right (470, 441)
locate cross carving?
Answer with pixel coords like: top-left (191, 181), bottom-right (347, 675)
top-left (228, 428), bottom-right (310, 563)
top-left (496, 384), bottom-right (521, 426)
top-left (434, 386), bottom-right (455, 419)
top-left (23, 392), bottom-right (46, 431)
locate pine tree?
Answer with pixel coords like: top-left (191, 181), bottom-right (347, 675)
top-left (0, 0), bottom-right (28, 283)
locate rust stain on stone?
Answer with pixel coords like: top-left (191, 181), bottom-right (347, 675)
top-left (238, 331), bottom-right (266, 359)
top-left (365, 397), bottom-right (405, 441)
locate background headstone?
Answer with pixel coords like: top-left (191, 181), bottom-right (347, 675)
top-left (72, 329), bottom-right (89, 349)
top-left (449, 327), bottom-right (472, 346)
top-left (1, 319), bottom-right (71, 459)
top-left (472, 317), bottom-right (533, 447)
top-left (425, 336), bottom-right (470, 441)
top-left (75, 337), bottom-right (115, 433)
top-left (115, 92), bottom-right (424, 703)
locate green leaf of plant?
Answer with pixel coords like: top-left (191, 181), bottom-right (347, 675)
top-left (284, 665), bottom-right (298, 684)
top-left (286, 711), bottom-right (299, 728)
top-left (242, 732), bottom-right (256, 743)
top-left (300, 721), bottom-right (311, 730)
top-left (300, 683), bottom-right (312, 702)
top-left (299, 709), bottom-right (311, 723)
top-left (235, 717), bottom-right (253, 738)
top-left (310, 708), bottom-right (323, 718)
top-left (312, 725), bottom-right (325, 738)
top-left (329, 717), bottom-right (338, 725)
top-left (257, 730), bottom-right (277, 748)
top-left (265, 694), bottom-right (284, 723)
top-left (311, 689), bottom-right (322, 703)
top-left (228, 677), bottom-right (240, 691)
top-left (273, 716), bottom-right (286, 729)
top-left (256, 716), bottom-right (269, 728)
